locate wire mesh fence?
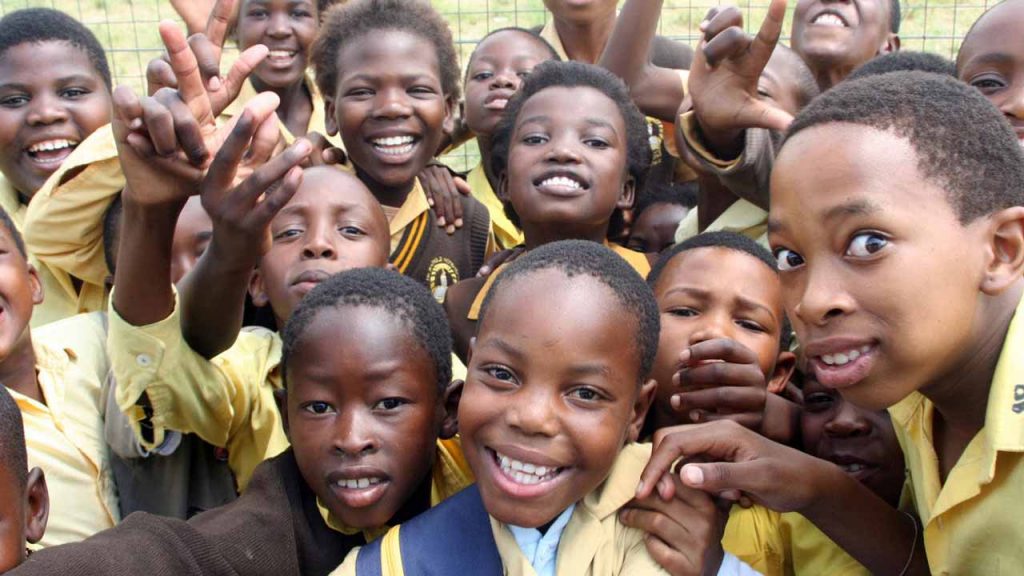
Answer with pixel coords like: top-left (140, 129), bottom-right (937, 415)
top-left (0, 0), bottom-right (996, 169)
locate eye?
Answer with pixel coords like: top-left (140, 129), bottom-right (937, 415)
top-left (61, 87), bottom-right (90, 99)
top-left (374, 398), bottom-right (407, 411)
top-left (802, 392), bottom-right (835, 413)
top-left (521, 133), bottom-right (548, 145)
top-left (583, 137), bottom-right (610, 149)
top-left (773, 248), bottom-right (804, 271)
top-left (291, 9), bottom-right (312, 18)
top-left (274, 227), bottom-right (303, 241)
top-left (345, 87), bottom-right (373, 99)
top-left (471, 71), bottom-right (494, 82)
top-left (0, 94), bottom-right (28, 108)
top-left (846, 232), bottom-right (888, 258)
top-left (516, 70), bottom-right (532, 79)
top-left (302, 401), bottom-right (334, 415)
top-left (568, 386), bottom-right (604, 402)
top-left (338, 225), bottom-right (365, 237)
top-left (668, 307), bottom-right (698, 318)
top-left (409, 85), bottom-right (436, 97)
top-left (969, 74), bottom-right (1007, 94)
top-left (486, 366), bottom-right (515, 382)
top-left (737, 319), bottom-right (767, 333)
top-left (247, 8), bottom-right (269, 18)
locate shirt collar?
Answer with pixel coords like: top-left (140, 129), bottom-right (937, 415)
top-left (387, 178), bottom-right (430, 238)
top-left (507, 503), bottom-right (575, 576)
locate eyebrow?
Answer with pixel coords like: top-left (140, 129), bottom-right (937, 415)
top-left (518, 115), bottom-right (619, 134)
top-left (962, 52), bottom-right (1014, 70)
top-left (768, 199), bottom-right (882, 234)
top-left (479, 337), bottom-right (526, 362)
top-left (275, 199), bottom-right (362, 218)
top-left (0, 74), bottom-right (98, 91)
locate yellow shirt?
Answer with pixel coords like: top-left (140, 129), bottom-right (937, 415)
top-left (108, 291), bottom-right (287, 491)
top-left (387, 179), bottom-right (432, 256)
top-left (466, 163), bottom-right (522, 250)
top-left (0, 173), bottom-right (27, 227)
top-left (221, 70), bottom-right (341, 149)
top-left (673, 198), bottom-right (768, 248)
top-left (10, 313), bottom-right (118, 546)
top-left (888, 292), bottom-right (1024, 575)
top-left (778, 513), bottom-right (869, 576)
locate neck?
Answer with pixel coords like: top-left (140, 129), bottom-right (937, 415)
top-left (922, 284), bottom-right (1024, 441)
top-left (552, 13), bottom-right (616, 64)
top-left (357, 167), bottom-right (415, 209)
top-left (476, 135), bottom-right (498, 190)
top-left (522, 222), bottom-right (609, 251)
top-left (0, 331), bottom-right (42, 404)
top-left (696, 175), bottom-right (740, 231)
top-left (390, 461), bottom-right (435, 525)
top-left (250, 75), bottom-right (311, 136)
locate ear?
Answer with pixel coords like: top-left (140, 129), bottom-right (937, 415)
top-left (275, 388), bottom-right (290, 439)
top-left (980, 206), bottom-right (1024, 295)
top-left (248, 269), bottom-right (270, 308)
top-left (496, 170), bottom-right (510, 202)
top-left (439, 379), bottom-right (464, 439)
top-left (879, 33), bottom-right (900, 55)
top-left (627, 379), bottom-right (657, 443)
top-left (615, 174), bottom-right (637, 212)
top-left (26, 263), bottom-right (43, 306)
top-left (324, 97), bottom-right (339, 136)
top-left (442, 96), bottom-right (457, 137)
top-left (767, 350), bottom-right (797, 395)
top-left (24, 467), bottom-right (49, 545)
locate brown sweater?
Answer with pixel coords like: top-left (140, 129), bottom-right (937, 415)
top-left (11, 450), bottom-right (360, 576)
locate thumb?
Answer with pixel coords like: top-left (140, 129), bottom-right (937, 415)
top-left (454, 176), bottom-right (472, 196)
top-left (679, 461), bottom-right (754, 497)
top-left (746, 101), bottom-right (794, 132)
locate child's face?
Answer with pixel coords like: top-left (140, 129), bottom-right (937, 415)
top-left (464, 32), bottom-right (554, 139)
top-left (649, 247), bottom-right (786, 425)
top-left (0, 229), bottom-right (41, 363)
top-left (501, 86), bottom-right (633, 237)
top-left (957, 0), bottom-right (1024, 148)
top-left (0, 41), bottom-right (111, 197)
top-left (236, 0), bottom-right (318, 90)
top-left (757, 49), bottom-right (812, 117)
top-left (170, 196), bottom-right (213, 285)
top-left (800, 368), bottom-right (905, 508)
top-left (286, 305), bottom-right (453, 529)
top-left (327, 30), bottom-right (453, 196)
top-left (0, 467), bottom-right (47, 572)
top-left (792, 0), bottom-right (893, 72)
top-left (626, 202), bottom-right (689, 253)
top-left (249, 167), bottom-right (390, 326)
top-left (770, 124), bottom-right (989, 410)
top-left (542, 0), bottom-right (617, 23)
top-left (461, 269), bottom-right (653, 528)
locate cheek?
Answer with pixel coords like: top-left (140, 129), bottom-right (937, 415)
top-left (73, 95), bottom-right (113, 134)
top-left (236, 22), bottom-right (266, 48)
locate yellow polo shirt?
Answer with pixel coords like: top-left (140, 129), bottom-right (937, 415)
top-left (386, 179), bottom-right (431, 256)
top-left (888, 292), bottom-right (1024, 575)
top-left (221, 70), bottom-right (340, 148)
top-left (778, 513), bottom-right (869, 576)
top-left (0, 173), bottom-right (26, 227)
top-left (10, 313), bottom-right (118, 547)
top-left (466, 163), bottom-right (522, 250)
top-left (673, 198), bottom-right (768, 248)
top-left (108, 291), bottom-right (287, 492)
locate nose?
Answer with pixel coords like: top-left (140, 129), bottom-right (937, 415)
top-left (505, 385), bottom-right (559, 438)
top-left (267, 11), bottom-right (293, 38)
top-left (372, 88), bottom-right (413, 120)
top-left (334, 406), bottom-right (378, 456)
top-left (544, 134), bottom-right (583, 165)
top-left (999, 82), bottom-right (1024, 123)
top-left (792, 262), bottom-right (854, 328)
top-left (302, 221), bottom-right (337, 260)
top-left (26, 92), bottom-right (69, 126)
top-left (823, 398), bottom-right (872, 438)
top-left (490, 69), bottom-right (517, 90)
top-left (687, 311), bottom-right (731, 346)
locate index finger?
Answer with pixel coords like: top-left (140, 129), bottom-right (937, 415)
top-left (159, 20), bottom-right (211, 121)
top-left (750, 0), bottom-right (787, 68)
top-left (679, 338), bottom-right (759, 369)
top-left (204, 0), bottom-right (236, 51)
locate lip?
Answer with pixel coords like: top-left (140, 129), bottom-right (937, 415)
top-left (326, 467), bottom-right (391, 509)
top-left (484, 446), bottom-right (570, 500)
top-left (263, 46), bottom-right (302, 70)
top-left (803, 337), bottom-right (879, 390)
top-left (824, 453), bottom-right (880, 482)
top-left (291, 268), bottom-right (331, 294)
top-left (483, 90), bottom-right (514, 111)
top-left (365, 130), bottom-right (421, 166)
top-left (532, 169), bottom-right (590, 198)
top-left (807, 9), bottom-right (851, 27)
top-left (21, 135), bottom-right (81, 173)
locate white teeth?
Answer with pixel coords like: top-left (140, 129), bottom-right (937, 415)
top-left (841, 463), bottom-right (866, 473)
top-left (28, 139), bottom-right (77, 153)
top-left (821, 346), bottom-right (869, 366)
top-left (495, 451), bottom-right (560, 485)
top-left (812, 13), bottom-right (846, 27)
top-left (335, 477), bottom-right (383, 489)
top-left (374, 135), bottom-right (414, 147)
top-left (491, 98), bottom-right (508, 107)
top-left (268, 49), bottom-right (296, 59)
top-left (539, 176), bottom-right (582, 190)
top-left (372, 136), bottom-right (416, 156)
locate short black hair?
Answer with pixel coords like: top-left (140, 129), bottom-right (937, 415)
top-left (479, 240), bottom-right (660, 380)
top-left (281, 268), bottom-right (453, 393)
top-left (0, 386), bottom-right (27, 488)
top-left (889, 0), bottom-right (902, 33)
top-left (102, 195), bottom-right (123, 276)
top-left (491, 61), bottom-right (652, 237)
top-left (312, 0), bottom-right (461, 102)
top-left (0, 207), bottom-right (27, 259)
top-left (466, 27), bottom-right (560, 77)
top-left (647, 231), bottom-right (792, 349)
top-left (784, 71), bottom-right (1024, 223)
top-left (0, 8), bottom-right (112, 91)
top-left (847, 51), bottom-right (955, 81)
top-left (635, 180), bottom-right (698, 217)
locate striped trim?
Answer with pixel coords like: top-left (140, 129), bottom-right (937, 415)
top-left (391, 213), bottom-right (429, 273)
top-left (380, 525), bottom-right (405, 576)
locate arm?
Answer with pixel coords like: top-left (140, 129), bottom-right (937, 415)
top-left (598, 0), bottom-right (687, 122)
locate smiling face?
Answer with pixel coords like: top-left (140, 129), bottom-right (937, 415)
top-left (501, 86), bottom-right (633, 242)
top-left (236, 0), bottom-right (318, 90)
top-left (0, 227), bottom-right (41, 364)
top-left (792, 0), bottom-right (895, 77)
top-left (464, 31), bottom-right (556, 139)
top-left (328, 30), bottom-right (453, 200)
top-left (769, 124), bottom-right (990, 410)
top-left (287, 304), bottom-right (448, 528)
top-left (648, 247), bottom-right (786, 428)
top-left (250, 167), bottom-right (390, 326)
top-left (0, 41), bottom-right (110, 197)
top-left (461, 269), bottom-right (652, 528)
top-left (799, 367), bottom-right (905, 507)
top-left (957, 0), bottom-right (1024, 149)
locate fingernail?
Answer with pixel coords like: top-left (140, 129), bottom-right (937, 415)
top-left (679, 349), bottom-right (692, 365)
top-left (690, 410), bottom-right (702, 422)
top-left (129, 118), bottom-right (143, 130)
top-left (437, 216), bottom-right (446, 226)
top-left (454, 218), bottom-right (463, 227)
top-left (446, 225), bottom-right (455, 234)
top-left (671, 395), bottom-right (681, 409)
top-left (427, 198), bottom-right (434, 206)
top-left (635, 479), bottom-right (645, 495)
top-left (208, 75), bottom-right (222, 91)
top-left (683, 465), bottom-right (704, 485)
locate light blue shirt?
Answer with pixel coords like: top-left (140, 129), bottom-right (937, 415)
top-left (507, 504), bottom-right (575, 576)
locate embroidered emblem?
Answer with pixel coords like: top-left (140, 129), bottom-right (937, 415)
top-left (428, 257), bottom-right (459, 303)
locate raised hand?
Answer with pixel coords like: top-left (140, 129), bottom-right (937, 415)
top-left (671, 338), bottom-right (776, 430)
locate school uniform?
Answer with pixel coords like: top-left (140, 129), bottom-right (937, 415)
top-left (9, 313), bottom-right (119, 546)
top-left (0, 172), bottom-right (26, 226)
top-left (109, 290), bottom-right (288, 492)
top-left (386, 178), bottom-right (494, 301)
top-left (887, 292), bottom-right (1024, 575)
top-left (466, 163), bottom-right (523, 250)
top-left (221, 71), bottom-right (341, 148)
top-left (337, 443), bottom-right (767, 575)
top-left (672, 197), bottom-right (768, 248)
top-left (778, 513), bottom-right (869, 576)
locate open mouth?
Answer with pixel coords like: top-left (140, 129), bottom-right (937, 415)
top-left (810, 11), bottom-right (849, 27)
top-left (533, 172), bottom-right (589, 197)
top-left (828, 455), bottom-right (879, 482)
top-left (266, 49), bottom-right (299, 68)
top-left (810, 344), bottom-right (877, 389)
top-left (328, 471), bottom-right (391, 509)
top-left (370, 135), bottom-right (418, 160)
top-left (25, 138), bottom-right (79, 168)
top-left (486, 447), bottom-right (569, 498)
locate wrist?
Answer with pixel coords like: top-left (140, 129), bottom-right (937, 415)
top-left (206, 235), bottom-right (262, 275)
top-left (799, 458), bottom-right (850, 516)
top-left (694, 118), bottom-right (745, 161)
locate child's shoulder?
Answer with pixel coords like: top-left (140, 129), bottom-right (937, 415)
top-left (33, 311), bottom-right (109, 375)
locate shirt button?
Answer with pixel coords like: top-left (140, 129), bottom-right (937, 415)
top-left (136, 354), bottom-right (153, 367)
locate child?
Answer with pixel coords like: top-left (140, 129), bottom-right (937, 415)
top-left (462, 27), bottom-right (559, 250)
top-left (338, 240), bottom-right (757, 575)
top-left (643, 232), bottom-right (795, 437)
top-left (847, 50), bottom-right (955, 81)
top-left (0, 8), bottom-right (114, 326)
top-left (0, 386), bottom-right (48, 572)
top-left (626, 181), bottom-right (697, 253)
top-left (956, 0), bottom-right (1024, 148)
top-left (311, 0), bottom-right (493, 295)
top-left (444, 61), bottom-right (653, 362)
top-left (642, 72), bottom-right (1024, 574)
top-left (10, 269), bottom-right (469, 576)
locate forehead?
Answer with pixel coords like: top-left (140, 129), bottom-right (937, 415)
top-left (0, 41), bottom-right (100, 85)
top-left (284, 168), bottom-right (383, 216)
top-left (516, 86), bottom-right (624, 130)
top-left (336, 29), bottom-right (441, 80)
top-left (656, 247), bottom-right (781, 305)
top-left (958, 1), bottom-right (1024, 68)
top-left (241, 0), bottom-right (315, 10)
top-left (470, 31), bottom-right (552, 66)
